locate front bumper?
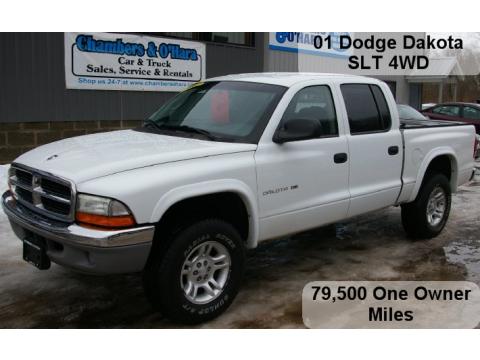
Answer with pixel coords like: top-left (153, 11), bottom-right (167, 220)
top-left (2, 191), bottom-right (155, 274)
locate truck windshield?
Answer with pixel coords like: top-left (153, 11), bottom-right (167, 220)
top-left (144, 81), bottom-right (286, 143)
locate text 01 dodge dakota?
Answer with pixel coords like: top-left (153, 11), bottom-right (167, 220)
top-left (2, 73), bottom-right (477, 323)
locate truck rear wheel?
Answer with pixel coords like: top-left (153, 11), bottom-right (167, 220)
top-left (401, 173), bottom-right (451, 239)
top-left (143, 219), bottom-right (245, 324)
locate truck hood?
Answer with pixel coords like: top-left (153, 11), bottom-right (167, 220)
top-left (14, 130), bottom-right (257, 183)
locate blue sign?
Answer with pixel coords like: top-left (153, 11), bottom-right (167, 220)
top-left (269, 32), bottom-right (352, 59)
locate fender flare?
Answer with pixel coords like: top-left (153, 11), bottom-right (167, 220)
top-left (150, 179), bottom-right (259, 248)
top-left (408, 147), bottom-right (458, 203)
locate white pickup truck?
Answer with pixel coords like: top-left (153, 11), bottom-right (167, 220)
top-left (2, 73), bottom-right (476, 323)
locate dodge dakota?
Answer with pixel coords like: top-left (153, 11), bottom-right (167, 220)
top-left (2, 73), bottom-right (476, 323)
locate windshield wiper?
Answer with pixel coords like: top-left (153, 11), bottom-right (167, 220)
top-left (165, 125), bottom-right (218, 141)
top-left (144, 121), bottom-right (218, 141)
top-left (143, 119), bottom-right (165, 131)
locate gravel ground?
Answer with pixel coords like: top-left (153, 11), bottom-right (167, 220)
top-left (0, 165), bottom-right (479, 328)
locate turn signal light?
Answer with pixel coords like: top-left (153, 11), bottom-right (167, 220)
top-left (76, 212), bottom-right (136, 229)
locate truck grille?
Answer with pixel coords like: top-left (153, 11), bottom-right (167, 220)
top-left (9, 164), bottom-right (75, 222)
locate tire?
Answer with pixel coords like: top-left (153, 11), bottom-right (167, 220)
top-left (143, 219), bottom-right (245, 324)
top-left (401, 173), bottom-right (451, 239)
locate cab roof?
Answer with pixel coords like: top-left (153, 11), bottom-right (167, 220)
top-left (206, 72), bottom-right (381, 87)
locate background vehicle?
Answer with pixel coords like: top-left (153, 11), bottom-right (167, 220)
top-left (397, 104), bottom-right (429, 121)
top-left (422, 102), bottom-right (480, 134)
top-left (422, 103), bottom-right (436, 110)
top-left (2, 73), bottom-right (477, 324)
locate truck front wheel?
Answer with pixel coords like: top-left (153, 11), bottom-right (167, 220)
top-left (401, 173), bottom-right (451, 239)
top-left (143, 219), bottom-right (245, 324)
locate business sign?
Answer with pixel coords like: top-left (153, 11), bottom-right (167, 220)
top-left (269, 32), bottom-right (353, 58)
top-left (65, 32), bottom-right (206, 91)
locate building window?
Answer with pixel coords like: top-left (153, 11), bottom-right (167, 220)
top-left (198, 33), bottom-right (254, 46)
top-left (152, 32), bottom-right (255, 47)
top-left (160, 32), bottom-right (194, 39)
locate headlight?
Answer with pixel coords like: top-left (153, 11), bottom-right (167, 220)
top-left (76, 194), bottom-right (135, 229)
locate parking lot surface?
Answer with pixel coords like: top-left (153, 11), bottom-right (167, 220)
top-left (1, 166), bottom-right (479, 328)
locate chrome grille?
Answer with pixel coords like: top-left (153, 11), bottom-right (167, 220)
top-left (9, 164), bottom-right (75, 222)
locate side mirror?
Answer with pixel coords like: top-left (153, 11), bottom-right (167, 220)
top-left (273, 118), bottom-right (321, 144)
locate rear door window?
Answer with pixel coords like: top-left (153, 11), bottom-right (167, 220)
top-left (463, 106), bottom-right (480, 120)
top-left (340, 84), bottom-right (391, 134)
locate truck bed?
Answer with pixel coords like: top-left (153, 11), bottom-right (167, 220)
top-left (400, 118), bottom-right (468, 129)
top-left (397, 119), bottom-right (476, 205)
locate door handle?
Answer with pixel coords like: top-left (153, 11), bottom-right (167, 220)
top-left (334, 153), bottom-right (348, 164)
top-left (388, 146), bottom-right (399, 155)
